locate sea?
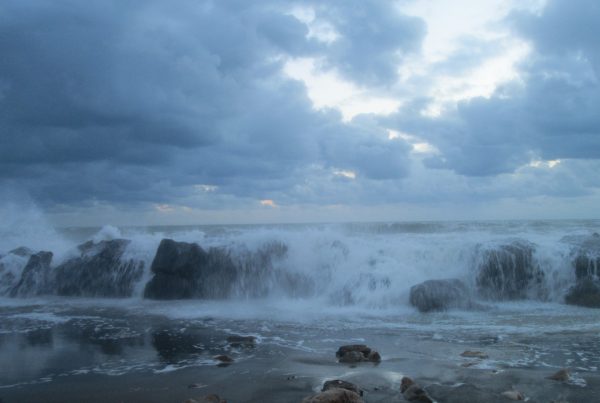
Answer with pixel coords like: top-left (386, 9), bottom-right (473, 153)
top-left (0, 220), bottom-right (599, 402)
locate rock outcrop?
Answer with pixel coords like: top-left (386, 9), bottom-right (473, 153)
top-left (565, 234), bottom-right (600, 308)
top-left (144, 239), bottom-right (237, 300)
top-left (10, 251), bottom-right (53, 296)
top-left (475, 240), bottom-right (545, 300)
top-left (54, 239), bottom-right (143, 297)
top-left (409, 278), bottom-right (473, 312)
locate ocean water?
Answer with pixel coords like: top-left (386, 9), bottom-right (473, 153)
top-left (0, 220), bottom-right (599, 402)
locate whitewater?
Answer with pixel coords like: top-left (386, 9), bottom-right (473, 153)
top-left (1, 220), bottom-right (599, 402)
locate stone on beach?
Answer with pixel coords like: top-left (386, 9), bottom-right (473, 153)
top-left (213, 354), bottom-right (234, 364)
top-left (302, 388), bottom-right (363, 403)
top-left (501, 390), bottom-right (524, 400)
top-left (401, 377), bottom-right (433, 402)
top-left (547, 368), bottom-right (570, 382)
top-left (460, 350), bottom-right (489, 359)
top-left (336, 344), bottom-right (381, 363)
top-left (322, 379), bottom-right (363, 396)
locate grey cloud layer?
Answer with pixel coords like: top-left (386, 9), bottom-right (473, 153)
top-left (392, 0), bottom-right (600, 177)
top-left (0, 0), bottom-right (416, 207)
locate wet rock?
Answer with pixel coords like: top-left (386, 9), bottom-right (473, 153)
top-left (184, 394), bottom-right (227, 403)
top-left (336, 344), bottom-right (381, 363)
top-left (302, 388), bottom-right (363, 403)
top-left (54, 239), bottom-right (144, 297)
top-left (547, 368), bottom-right (570, 382)
top-left (10, 251), bottom-right (53, 296)
top-left (565, 279), bottom-right (600, 308)
top-left (570, 233), bottom-right (600, 280)
top-left (400, 377), bottom-right (432, 402)
top-left (476, 240), bottom-right (545, 300)
top-left (322, 380), bottom-right (363, 396)
top-left (501, 390), bottom-right (524, 400)
top-left (460, 350), bottom-right (489, 359)
top-left (144, 239), bottom-right (237, 299)
top-left (409, 278), bottom-right (474, 312)
top-left (213, 354), bottom-right (233, 364)
top-left (227, 335), bottom-right (256, 347)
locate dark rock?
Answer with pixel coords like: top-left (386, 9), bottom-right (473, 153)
top-left (475, 240), bottom-right (545, 300)
top-left (565, 279), bottom-right (600, 308)
top-left (54, 239), bottom-right (143, 297)
top-left (322, 380), bottom-right (363, 396)
top-left (10, 251), bottom-right (53, 297)
top-left (460, 350), bottom-right (488, 359)
top-left (144, 239), bottom-right (237, 299)
top-left (226, 335), bottom-right (256, 347)
top-left (213, 354), bottom-right (233, 364)
top-left (302, 388), bottom-right (363, 403)
top-left (409, 278), bottom-right (474, 312)
top-left (336, 344), bottom-right (381, 363)
top-left (184, 394), bottom-right (227, 403)
top-left (570, 234), bottom-right (600, 280)
top-left (547, 368), bottom-right (570, 382)
top-left (401, 377), bottom-right (432, 402)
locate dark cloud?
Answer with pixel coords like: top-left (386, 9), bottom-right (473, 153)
top-left (0, 0), bottom-right (417, 208)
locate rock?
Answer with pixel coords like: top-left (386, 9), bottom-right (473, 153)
top-left (227, 335), bottom-right (256, 347)
top-left (460, 350), bottom-right (489, 359)
top-left (476, 240), bottom-right (545, 300)
top-left (336, 344), bottom-right (381, 363)
top-left (547, 368), bottom-right (570, 382)
top-left (565, 279), bottom-right (600, 308)
top-left (302, 388), bottom-right (363, 403)
top-left (401, 377), bottom-right (433, 402)
top-left (213, 355), bottom-right (233, 364)
top-left (322, 380), bottom-right (363, 396)
top-left (144, 239), bottom-right (237, 299)
top-left (501, 390), bottom-right (524, 400)
top-left (54, 239), bottom-right (144, 297)
top-left (571, 233), bottom-right (600, 280)
top-left (409, 278), bottom-right (474, 312)
top-left (10, 251), bottom-right (53, 296)
top-left (183, 394), bottom-right (227, 403)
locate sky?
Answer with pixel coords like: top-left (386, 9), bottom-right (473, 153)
top-left (1, 0), bottom-right (599, 226)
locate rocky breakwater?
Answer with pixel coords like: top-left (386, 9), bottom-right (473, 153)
top-left (6, 239), bottom-right (144, 297)
top-left (565, 233), bottom-right (600, 307)
top-left (144, 239), bottom-right (237, 299)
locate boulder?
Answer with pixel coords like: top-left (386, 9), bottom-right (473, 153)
top-left (144, 239), bottom-right (237, 299)
top-left (409, 279), bottom-right (473, 312)
top-left (302, 388), bottom-right (363, 403)
top-left (54, 239), bottom-right (144, 297)
top-left (183, 394), bottom-right (227, 403)
top-left (565, 279), bottom-right (600, 308)
top-left (10, 251), bottom-right (53, 296)
top-left (475, 240), bottom-right (545, 300)
top-left (336, 344), bottom-right (381, 363)
top-left (401, 377), bottom-right (433, 402)
top-left (571, 233), bottom-right (600, 280)
top-left (322, 380), bottom-right (363, 396)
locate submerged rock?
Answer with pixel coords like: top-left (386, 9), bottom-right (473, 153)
top-left (547, 368), bottom-right (570, 382)
top-left (501, 390), bottom-right (524, 400)
top-left (54, 239), bottom-right (144, 297)
top-left (475, 240), bottom-right (545, 300)
top-left (302, 388), bottom-right (363, 403)
top-left (144, 239), bottom-right (236, 299)
top-left (409, 278), bottom-right (474, 312)
top-left (401, 377), bottom-right (433, 402)
top-left (184, 394), bottom-right (227, 403)
top-left (336, 344), bottom-right (381, 363)
top-left (460, 350), bottom-right (489, 359)
top-left (10, 251), bottom-right (53, 296)
top-left (565, 279), bottom-right (600, 308)
top-left (322, 380), bottom-right (363, 396)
